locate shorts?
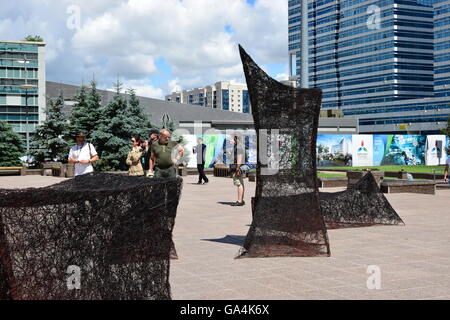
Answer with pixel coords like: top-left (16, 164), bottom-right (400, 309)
top-left (233, 174), bottom-right (244, 187)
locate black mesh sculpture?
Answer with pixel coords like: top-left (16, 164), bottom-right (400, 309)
top-left (237, 45), bottom-right (330, 258)
top-left (0, 172), bottom-right (182, 300)
top-left (320, 172), bottom-right (404, 229)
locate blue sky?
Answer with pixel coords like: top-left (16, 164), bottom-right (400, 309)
top-left (0, 0), bottom-right (288, 99)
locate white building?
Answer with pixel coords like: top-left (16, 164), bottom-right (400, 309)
top-left (166, 81), bottom-right (251, 113)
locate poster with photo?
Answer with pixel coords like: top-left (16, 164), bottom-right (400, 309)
top-left (183, 134), bottom-right (227, 168)
top-left (425, 135), bottom-right (447, 165)
top-left (373, 135), bottom-right (426, 166)
top-left (316, 134), bottom-right (353, 167)
top-left (183, 133), bottom-right (257, 168)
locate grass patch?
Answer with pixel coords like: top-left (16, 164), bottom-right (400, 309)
top-left (321, 165), bottom-right (445, 174)
top-left (317, 172), bottom-right (346, 178)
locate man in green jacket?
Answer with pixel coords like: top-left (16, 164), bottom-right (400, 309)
top-left (150, 129), bottom-right (184, 179)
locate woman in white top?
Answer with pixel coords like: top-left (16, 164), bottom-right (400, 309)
top-left (68, 132), bottom-right (99, 176)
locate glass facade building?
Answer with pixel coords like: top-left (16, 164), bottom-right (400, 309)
top-left (289, 0), bottom-right (450, 133)
top-left (434, 0), bottom-right (450, 97)
top-left (0, 40), bottom-right (46, 139)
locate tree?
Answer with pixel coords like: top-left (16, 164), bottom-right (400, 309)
top-left (68, 81), bottom-right (102, 135)
top-left (0, 120), bottom-right (24, 166)
top-left (23, 35), bottom-right (44, 42)
top-left (91, 81), bottom-right (150, 171)
top-left (125, 88), bottom-right (152, 138)
top-left (30, 93), bottom-right (70, 165)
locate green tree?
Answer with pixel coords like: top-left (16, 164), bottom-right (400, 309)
top-left (68, 81), bottom-right (102, 134)
top-left (0, 120), bottom-right (25, 166)
top-left (125, 88), bottom-right (152, 137)
top-left (23, 35), bottom-right (44, 42)
top-left (91, 81), bottom-right (149, 171)
top-left (30, 93), bottom-right (70, 165)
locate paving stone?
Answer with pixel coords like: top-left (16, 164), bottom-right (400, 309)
top-left (2, 175), bottom-right (450, 300)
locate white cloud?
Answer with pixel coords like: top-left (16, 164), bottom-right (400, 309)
top-left (0, 0), bottom-right (288, 97)
top-left (107, 79), bottom-right (165, 100)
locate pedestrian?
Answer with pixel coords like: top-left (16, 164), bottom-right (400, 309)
top-left (143, 129), bottom-right (160, 177)
top-left (150, 129), bottom-right (184, 179)
top-left (68, 132), bottom-right (99, 177)
top-left (230, 135), bottom-right (246, 206)
top-left (126, 136), bottom-right (144, 176)
top-left (193, 137), bottom-right (209, 184)
top-left (444, 156), bottom-right (450, 187)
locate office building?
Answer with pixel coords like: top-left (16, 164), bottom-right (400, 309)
top-left (289, 0), bottom-right (450, 134)
top-left (434, 0), bottom-right (450, 97)
top-left (0, 40), bottom-right (46, 139)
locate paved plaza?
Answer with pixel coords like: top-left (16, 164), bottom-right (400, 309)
top-left (1, 174), bottom-right (450, 300)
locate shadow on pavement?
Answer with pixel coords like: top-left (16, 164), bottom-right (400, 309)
top-left (217, 201), bottom-right (239, 206)
top-left (202, 235), bottom-right (246, 246)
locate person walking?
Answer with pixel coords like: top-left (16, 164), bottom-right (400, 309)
top-left (230, 135), bottom-right (246, 206)
top-left (444, 156), bottom-right (450, 187)
top-left (193, 137), bottom-right (209, 184)
top-left (68, 132), bottom-right (99, 177)
top-left (126, 137), bottom-right (144, 176)
top-left (150, 129), bottom-right (184, 179)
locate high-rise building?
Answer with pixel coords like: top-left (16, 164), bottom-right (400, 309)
top-left (165, 81), bottom-right (251, 113)
top-left (434, 0), bottom-right (450, 97)
top-left (289, 0), bottom-right (450, 134)
top-left (0, 40), bottom-right (46, 140)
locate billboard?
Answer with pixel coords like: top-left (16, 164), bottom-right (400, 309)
top-left (316, 134), bottom-right (352, 167)
top-left (425, 135), bottom-right (447, 165)
top-left (183, 133), bottom-right (257, 168)
top-left (373, 135), bottom-right (426, 166)
top-left (351, 135), bottom-right (373, 167)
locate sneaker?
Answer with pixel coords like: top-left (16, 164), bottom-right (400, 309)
top-left (197, 182), bottom-right (202, 185)
top-left (203, 181), bottom-right (209, 185)
top-left (231, 201), bottom-right (245, 206)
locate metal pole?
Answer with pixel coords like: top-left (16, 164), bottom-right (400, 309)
top-left (301, 0), bottom-right (309, 88)
top-left (25, 88), bottom-right (29, 163)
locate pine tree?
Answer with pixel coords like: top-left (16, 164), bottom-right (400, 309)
top-left (0, 121), bottom-right (24, 166)
top-left (30, 93), bottom-right (70, 165)
top-left (91, 81), bottom-right (142, 171)
top-left (69, 83), bottom-right (98, 135)
top-left (125, 88), bottom-right (152, 138)
top-left (85, 80), bottom-right (102, 131)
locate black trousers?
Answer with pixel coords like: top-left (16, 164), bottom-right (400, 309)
top-left (197, 163), bottom-right (209, 183)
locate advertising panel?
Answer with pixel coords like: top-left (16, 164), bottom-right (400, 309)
top-left (425, 135), bottom-right (447, 165)
top-left (373, 135), bottom-right (426, 166)
top-left (316, 134), bottom-right (353, 167)
top-left (351, 135), bottom-right (373, 167)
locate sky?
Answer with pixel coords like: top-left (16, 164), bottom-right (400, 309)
top-left (0, 0), bottom-right (289, 100)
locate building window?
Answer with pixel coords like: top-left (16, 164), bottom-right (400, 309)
top-left (222, 89), bottom-right (229, 110)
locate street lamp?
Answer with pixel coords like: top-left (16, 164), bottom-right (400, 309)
top-left (16, 57), bottom-right (37, 165)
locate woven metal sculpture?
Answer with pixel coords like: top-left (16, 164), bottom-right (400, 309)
top-left (0, 172), bottom-right (182, 300)
top-left (237, 45), bottom-right (330, 258)
top-left (320, 172), bottom-right (405, 229)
